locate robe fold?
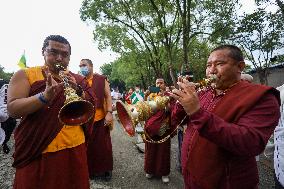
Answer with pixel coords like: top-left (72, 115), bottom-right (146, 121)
top-left (87, 119), bottom-right (113, 177)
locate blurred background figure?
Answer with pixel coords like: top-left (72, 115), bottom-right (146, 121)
top-left (0, 80), bottom-right (17, 154)
top-left (265, 83), bottom-right (284, 189)
top-left (131, 85), bottom-right (144, 104)
top-left (241, 73), bottom-right (253, 82)
top-left (125, 88), bottom-right (133, 105)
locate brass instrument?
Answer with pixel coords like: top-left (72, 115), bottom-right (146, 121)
top-left (194, 74), bottom-right (218, 90)
top-left (55, 64), bottom-right (94, 126)
top-left (116, 95), bottom-right (170, 137)
top-left (117, 75), bottom-right (217, 143)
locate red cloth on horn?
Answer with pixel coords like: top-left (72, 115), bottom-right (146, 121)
top-left (144, 92), bottom-right (176, 177)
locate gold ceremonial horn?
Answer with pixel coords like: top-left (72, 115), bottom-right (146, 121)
top-left (55, 64), bottom-right (94, 126)
top-left (194, 75), bottom-right (218, 90)
top-left (116, 96), bottom-right (170, 137)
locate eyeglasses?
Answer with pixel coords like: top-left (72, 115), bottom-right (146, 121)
top-left (45, 48), bottom-right (70, 58)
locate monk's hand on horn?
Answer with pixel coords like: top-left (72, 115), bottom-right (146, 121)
top-left (43, 66), bottom-right (63, 101)
top-left (170, 81), bottom-right (200, 116)
top-left (58, 72), bottom-right (76, 90)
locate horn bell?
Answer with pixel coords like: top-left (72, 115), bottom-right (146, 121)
top-left (59, 100), bottom-right (94, 126)
top-left (116, 100), bottom-right (136, 137)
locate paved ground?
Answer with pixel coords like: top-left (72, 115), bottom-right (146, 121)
top-left (0, 119), bottom-right (276, 189)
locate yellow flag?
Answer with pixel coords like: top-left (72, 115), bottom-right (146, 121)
top-left (17, 53), bottom-right (27, 69)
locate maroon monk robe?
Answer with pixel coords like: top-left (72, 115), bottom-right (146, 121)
top-left (13, 71), bottom-right (95, 189)
top-left (13, 71), bottom-right (95, 168)
top-left (172, 81), bottom-right (280, 189)
top-left (86, 73), bottom-right (113, 178)
top-left (14, 144), bottom-right (89, 189)
top-left (144, 93), bottom-right (176, 177)
top-left (87, 119), bottom-right (113, 177)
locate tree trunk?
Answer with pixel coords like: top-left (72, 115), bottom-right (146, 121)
top-left (182, 0), bottom-right (189, 72)
top-left (140, 72), bottom-right (146, 90)
top-left (150, 60), bottom-right (162, 79)
top-left (256, 68), bottom-right (268, 85)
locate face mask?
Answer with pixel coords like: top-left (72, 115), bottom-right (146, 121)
top-left (80, 66), bottom-right (89, 76)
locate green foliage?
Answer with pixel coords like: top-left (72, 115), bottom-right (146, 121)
top-left (100, 63), bottom-right (112, 78)
top-left (188, 39), bottom-right (211, 81)
top-left (229, 8), bottom-right (284, 84)
top-left (81, 0), bottom-right (284, 86)
top-left (80, 0), bottom-right (241, 85)
top-left (0, 65), bottom-right (13, 82)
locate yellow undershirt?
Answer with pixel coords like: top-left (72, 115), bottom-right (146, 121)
top-left (25, 66), bottom-right (85, 153)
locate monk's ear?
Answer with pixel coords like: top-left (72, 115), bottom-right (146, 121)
top-left (238, 61), bottom-right (246, 72)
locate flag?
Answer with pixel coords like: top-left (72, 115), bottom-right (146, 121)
top-left (17, 53), bottom-right (27, 69)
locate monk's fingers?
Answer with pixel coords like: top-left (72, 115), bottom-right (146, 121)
top-left (184, 75), bottom-right (191, 81)
top-left (42, 66), bottom-right (50, 79)
top-left (46, 73), bottom-right (53, 87)
top-left (169, 92), bottom-right (181, 101)
top-left (177, 76), bottom-right (183, 83)
top-left (171, 89), bottom-right (188, 101)
top-left (182, 82), bottom-right (197, 95)
top-left (182, 78), bottom-right (191, 85)
top-left (177, 81), bottom-right (194, 92)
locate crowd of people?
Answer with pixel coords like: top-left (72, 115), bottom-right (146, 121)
top-left (0, 34), bottom-right (283, 189)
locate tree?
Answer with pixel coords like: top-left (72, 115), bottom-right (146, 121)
top-left (100, 63), bottom-right (112, 78)
top-left (100, 62), bottom-right (127, 91)
top-left (80, 0), bottom-right (181, 83)
top-left (176, 0), bottom-right (239, 74)
top-left (0, 65), bottom-right (13, 82)
top-left (80, 0), bottom-right (240, 85)
top-left (231, 9), bottom-right (284, 84)
top-left (255, 0), bottom-right (284, 17)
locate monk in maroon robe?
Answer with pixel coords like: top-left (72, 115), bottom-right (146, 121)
top-left (144, 78), bottom-right (176, 183)
top-left (171, 45), bottom-right (280, 189)
top-left (79, 59), bottom-right (113, 181)
top-left (8, 35), bottom-right (95, 189)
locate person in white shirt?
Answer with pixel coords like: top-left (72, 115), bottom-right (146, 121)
top-left (274, 83), bottom-right (284, 188)
top-left (0, 82), bottom-right (17, 153)
top-left (0, 83), bottom-right (9, 146)
top-left (111, 87), bottom-right (122, 100)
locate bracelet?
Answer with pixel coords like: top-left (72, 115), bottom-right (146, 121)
top-left (106, 110), bottom-right (113, 113)
top-left (37, 92), bottom-right (48, 104)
